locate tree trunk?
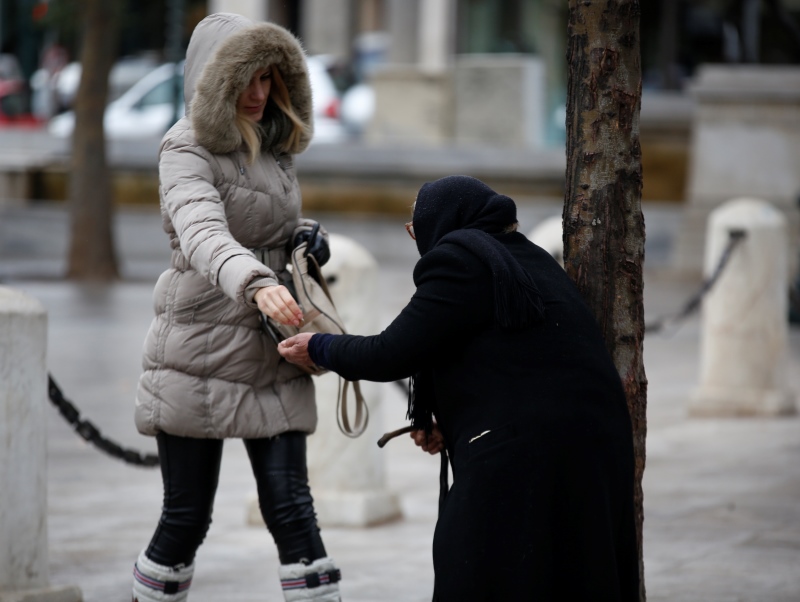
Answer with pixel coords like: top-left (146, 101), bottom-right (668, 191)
top-left (564, 1), bottom-right (646, 599)
top-left (66, 0), bottom-right (119, 280)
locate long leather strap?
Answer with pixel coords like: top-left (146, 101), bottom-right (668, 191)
top-left (298, 244), bottom-right (369, 438)
top-left (336, 378), bottom-right (369, 438)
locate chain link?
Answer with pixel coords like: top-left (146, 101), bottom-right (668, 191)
top-left (47, 375), bottom-right (159, 467)
top-left (645, 230), bottom-right (747, 334)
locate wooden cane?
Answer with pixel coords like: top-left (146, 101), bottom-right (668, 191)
top-left (376, 425), bottom-right (414, 448)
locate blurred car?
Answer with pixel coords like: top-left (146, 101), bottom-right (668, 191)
top-left (52, 55), bottom-right (161, 112)
top-left (305, 54), bottom-right (348, 144)
top-left (52, 61), bottom-right (80, 111)
top-left (49, 55), bottom-right (347, 144)
top-left (340, 82), bottom-right (375, 137)
top-left (49, 62), bottom-right (184, 139)
top-left (0, 54), bottom-right (36, 124)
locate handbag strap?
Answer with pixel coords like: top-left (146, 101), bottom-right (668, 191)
top-left (294, 248), bottom-right (346, 334)
top-left (298, 243), bottom-right (368, 437)
top-left (336, 378), bottom-right (369, 438)
top-left (306, 252), bottom-right (332, 298)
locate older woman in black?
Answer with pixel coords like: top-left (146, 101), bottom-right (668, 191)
top-left (279, 175), bottom-right (639, 601)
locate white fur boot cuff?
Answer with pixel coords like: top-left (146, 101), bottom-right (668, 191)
top-left (132, 550), bottom-right (194, 602)
top-left (278, 556), bottom-right (342, 601)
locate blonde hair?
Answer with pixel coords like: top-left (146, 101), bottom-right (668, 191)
top-left (235, 66), bottom-right (310, 164)
top-left (235, 114), bottom-right (261, 164)
top-left (269, 67), bottom-right (309, 154)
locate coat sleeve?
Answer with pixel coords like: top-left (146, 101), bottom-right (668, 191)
top-left (159, 136), bottom-right (278, 306)
top-left (324, 245), bottom-right (493, 382)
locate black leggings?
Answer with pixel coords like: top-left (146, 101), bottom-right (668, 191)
top-left (145, 431), bottom-right (326, 567)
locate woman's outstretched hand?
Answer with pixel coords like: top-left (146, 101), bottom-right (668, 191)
top-left (411, 424), bottom-right (445, 455)
top-left (278, 332), bottom-right (315, 368)
top-left (255, 285), bottom-right (303, 326)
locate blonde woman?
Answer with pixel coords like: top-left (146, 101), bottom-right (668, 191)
top-left (132, 13), bottom-right (339, 602)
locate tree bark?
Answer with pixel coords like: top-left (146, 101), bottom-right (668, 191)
top-left (564, 1), bottom-right (646, 599)
top-left (66, 0), bottom-right (119, 280)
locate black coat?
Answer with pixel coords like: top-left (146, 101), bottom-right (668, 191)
top-left (322, 232), bottom-right (639, 601)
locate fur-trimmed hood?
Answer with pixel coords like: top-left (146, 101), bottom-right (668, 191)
top-left (185, 13), bottom-right (313, 154)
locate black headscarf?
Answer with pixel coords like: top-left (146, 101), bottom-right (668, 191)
top-left (407, 175), bottom-right (545, 433)
top-left (413, 175), bottom-right (545, 329)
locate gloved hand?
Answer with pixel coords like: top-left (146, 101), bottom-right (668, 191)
top-left (293, 223), bottom-right (330, 266)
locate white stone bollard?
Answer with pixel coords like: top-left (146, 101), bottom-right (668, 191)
top-left (0, 287), bottom-right (82, 602)
top-left (689, 199), bottom-right (797, 417)
top-left (527, 215), bottom-right (564, 267)
top-left (247, 235), bottom-right (401, 527)
top-left (305, 234), bottom-right (402, 526)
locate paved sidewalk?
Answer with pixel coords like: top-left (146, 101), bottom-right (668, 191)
top-left (1, 201), bottom-right (799, 601)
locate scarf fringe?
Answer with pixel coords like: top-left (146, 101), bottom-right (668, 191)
top-left (494, 277), bottom-right (545, 329)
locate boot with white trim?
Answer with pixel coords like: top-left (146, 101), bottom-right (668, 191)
top-left (278, 556), bottom-right (342, 601)
top-left (131, 550), bottom-right (194, 602)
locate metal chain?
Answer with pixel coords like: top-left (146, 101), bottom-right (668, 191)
top-left (47, 375), bottom-right (159, 467)
top-left (645, 230), bottom-right (747, 334)
top-left (46, 374), bottom-right (414, 466)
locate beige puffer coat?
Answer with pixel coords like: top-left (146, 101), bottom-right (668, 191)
top-left (135, 13), bottom-right (319, 439)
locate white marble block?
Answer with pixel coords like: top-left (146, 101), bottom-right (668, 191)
top-left (248, 235), bottom-right (401, 528)
top-left (689, 199), bottom-right (797, 417)
top-left (365, 66), bottom-right (454, 146)
top-left (454, 54), bottom-right (548, 149)
top-left (0, 287), bottom-right (81, 601)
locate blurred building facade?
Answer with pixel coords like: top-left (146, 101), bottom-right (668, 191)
top-left (1, 0), bottom-right (799, 276)
top-left (1, 0), bottom-right (799, 204)
top-left (3, 1), bottom-right (799, 105)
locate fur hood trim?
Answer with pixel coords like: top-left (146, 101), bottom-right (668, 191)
top-left (187, 13), bottom-right (313, 154)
